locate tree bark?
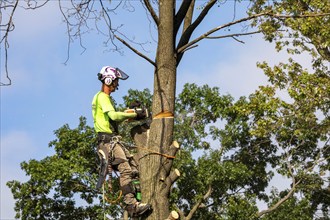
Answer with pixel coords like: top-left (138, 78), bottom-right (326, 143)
top-left (138, 0), bottom-right (177, 219)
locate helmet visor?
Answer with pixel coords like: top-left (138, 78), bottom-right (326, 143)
top-left (115, 68), bottom-right (129, 80)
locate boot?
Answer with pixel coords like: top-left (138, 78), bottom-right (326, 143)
top-left (126, 202), bottom-right (151, 217)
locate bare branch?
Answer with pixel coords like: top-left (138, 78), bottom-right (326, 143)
top-left (177, 11), bottom-right (269, 54)
top-left (174, 0), bottom-right (194, 36)
top-left (177, 11), bottom-right (330, 54)
top-left (205, 30), bottom-right (262, 40)
top-left (176, 0), bottom-right (217, 65)
top-left (22, 0), bottom-right (50, 10)
top-left (0, 0), bottom-right (18, 86)
top-left (143, 0), bottom-right (159, 26)
top-left (179, 44), bottom-right (198, 53)
top-left (115, 34), bottom-right (156, 67)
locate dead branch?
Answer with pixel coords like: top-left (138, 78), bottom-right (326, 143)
top-left (176, 0), bottom-right (216, 64)
top-left (0, 0), bottom-right (18, 86)
top-left (177, 11), bottom-right (330, 54)
top-left (115, 34), bottom-right (156, 67)
top-left (174, 0), bottom-right (194, 35)
top-left (143, 0), bottom-right (159, 26)
top-left (205, 30), bottom-right (262, 40)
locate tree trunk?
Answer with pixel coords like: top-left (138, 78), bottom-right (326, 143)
top-left (137, 0), bottom-right (177, 219)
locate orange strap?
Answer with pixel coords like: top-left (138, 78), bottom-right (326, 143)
top-left (104, 190), bottom-right (122, 204)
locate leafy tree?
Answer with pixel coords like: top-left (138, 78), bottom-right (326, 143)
top-left (3, 0), bottom-right (330, 219)
top-left (8, 74), bottom-right (329, 219)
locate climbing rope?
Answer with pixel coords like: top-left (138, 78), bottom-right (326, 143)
top-left (103, 187), bottom-right (122, 204)
top-left (135, 145), bottom-right (175, 159)
top-left (102, 171), bottom-right (123, 204)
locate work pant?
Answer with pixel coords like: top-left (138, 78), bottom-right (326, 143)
top-left (97, 141), bottom-right (137, 206)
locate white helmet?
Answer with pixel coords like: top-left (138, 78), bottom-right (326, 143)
top-left (97, 66), bottom-right (129, 85)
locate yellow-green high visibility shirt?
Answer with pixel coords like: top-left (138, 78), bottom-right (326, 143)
top-left (92, 91), bottom-right (136, 133)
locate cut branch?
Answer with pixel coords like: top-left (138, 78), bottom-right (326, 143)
top-left (115, 34), bottom-right (156, 67)
top-left (165, 210), bottom-right (179, 220)
top-left (161, 141), bottom-right (180, 177)
top-left (162, 169), bottom-right (180, 195)
top-left (168, 140), bottom-right (180, 156)
top-left (165, 169), bottom-right (180, 186)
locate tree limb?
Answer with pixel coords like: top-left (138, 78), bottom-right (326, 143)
top-left (206, 30), bottom-right (262, 40)
top-left (174, 0), bottom-right (194, 36)
top-left (177, 11), bottom-right (330, 54)
top-left (161, 141), bottom-right (180, 179)
top-left (115, 34), bottom-right (156, 67)
top-left (257, 140), bottom-right (301, 217)
top-left (257, 179), bottom-right (302, 217)
top-left (143, 0), bottom-right (159, 26)
top-left (176, 0), bottom-right (217, 65)
top-left (0, 0), bottom-right (18, 86)
top-left (162, 169), bottom-right (180, 196)
top-left (185, 185), bottom-right (213, 220)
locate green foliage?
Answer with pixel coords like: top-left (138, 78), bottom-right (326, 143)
top-left (7, 117), bottom-right (121, 219)
top-left (175, 83), bottom-right (233, 151)
top-left (8, 74), bottom-right (329, 218)
top-left (250, 0), bottom-right (330, 64)
top-left (6, 0), bottom-right (330, 219)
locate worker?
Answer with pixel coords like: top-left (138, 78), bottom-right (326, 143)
top-left (92, 66), bottom-right (151, 217)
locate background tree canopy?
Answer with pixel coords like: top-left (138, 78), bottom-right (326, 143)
top-left (2, 0), bottom-right (329, 219)
top-left (8, 71), bottom-right (329, 219)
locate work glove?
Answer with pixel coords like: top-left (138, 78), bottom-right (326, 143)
top-left (135, 108), bottom-right (147, 120)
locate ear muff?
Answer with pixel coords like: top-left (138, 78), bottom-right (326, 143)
top-left (104, 77), bottom-right (112, 86)
top-left (97, 73), bottom-right (102, 81)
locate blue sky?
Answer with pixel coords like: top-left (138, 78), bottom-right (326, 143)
top-left (0, 1), bottom-right (311, 219)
